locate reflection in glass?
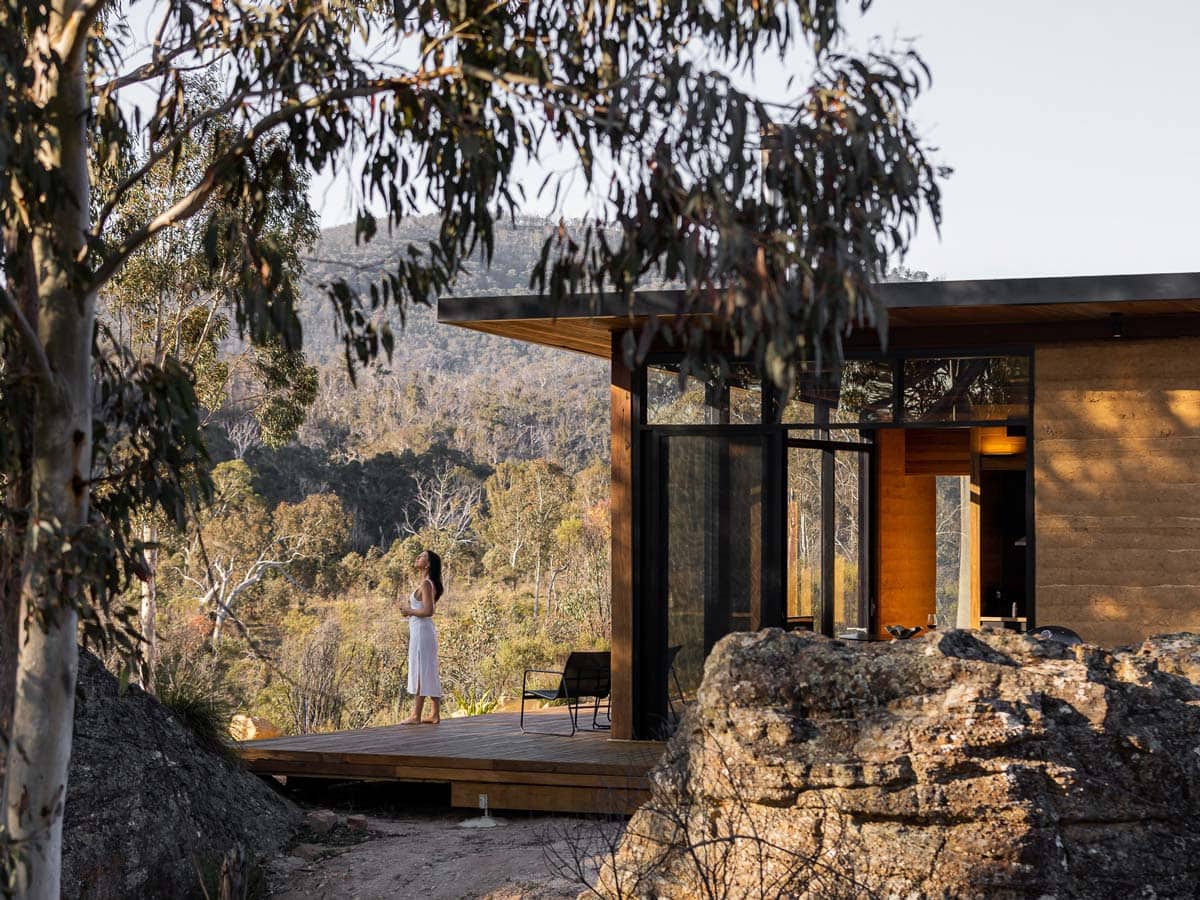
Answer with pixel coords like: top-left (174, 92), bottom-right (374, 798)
top-left (787, 445), bottom-right (870, 634)
top-left (786, 448), bottom-right (822, 625)
top-left (647, 365), bottom-right (707, 424)
top-left (832, 451), bottom-right (868, 632)
top-left (647, 364), bottom-right (762, 425)
top-left (664, 436), bottom-right (762, 699)
top-left (903, 357), bottom-right (1029, 422)
top-left (781, 359), bottom-right (893, 425)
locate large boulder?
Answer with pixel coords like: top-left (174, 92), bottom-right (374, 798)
top-left (64, 651), bottom-right (301, 899)
top-left (607, 629), bottom-right (1200, 899)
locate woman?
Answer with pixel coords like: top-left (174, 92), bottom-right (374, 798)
top-left (400, 549), bottom-right (443, 724)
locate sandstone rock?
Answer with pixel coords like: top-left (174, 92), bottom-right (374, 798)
top-left (606, 629), bottom-right (1200, 899)
top-left (345, 814), bottom-right (369, 832)
top-left (305, 809), bottom-right (341, 835)
top-left (290, 843), bottom-right (326, 862)
top-left (63, 650), bottom-right (302, 900)
top-left (229, 713), bottom-right (283, 742)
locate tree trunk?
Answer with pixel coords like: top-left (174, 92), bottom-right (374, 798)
top-left (137, 521), bottom-right (159, 694)
top-left (0, 228), bottom-right (36, 767)
top-left (533, 554), bottom-right (542, 618)
top-left (547, 561), bottom-right (568, 621)
top-left (2, 32), bottom-right (93, 898)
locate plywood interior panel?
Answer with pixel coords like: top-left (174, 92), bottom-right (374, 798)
top-left (1035, 337), bottom-right (1200, 645)
top-left (904, 429), bottom-right (971, 475)
top-left (877, 430), bottom-right (937, 638)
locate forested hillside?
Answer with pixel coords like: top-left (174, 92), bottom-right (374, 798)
top-left (293, 218), bottom-right (608, 476)
top-left (138, 219), bottom-right (612, 736)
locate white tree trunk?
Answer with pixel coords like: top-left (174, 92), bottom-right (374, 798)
top-left (533, 554), bottom-right (542, 618)
top-left (138, 522), bottom-right (159, 694)
top-left (2, 25), bottom-right (93, 897)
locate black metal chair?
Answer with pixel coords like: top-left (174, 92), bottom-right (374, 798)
top-left (1032, 625), bottom-right (1083, 646)
top-left (520, 651), bottom-right (611, 736)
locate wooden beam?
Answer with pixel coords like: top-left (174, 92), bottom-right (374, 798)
top-left (610, 333), bottom-right (635, 740)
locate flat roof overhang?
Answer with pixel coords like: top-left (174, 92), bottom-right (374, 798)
top-left (436, 271), bottom-right (1200, 358)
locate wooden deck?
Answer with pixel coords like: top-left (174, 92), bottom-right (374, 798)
top-left (237, 711), bottom-right (665, 815)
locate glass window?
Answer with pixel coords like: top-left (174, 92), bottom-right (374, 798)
top-left (832, 450), bottom-right (869, 633)
top-left (647, 364), bottom-right (762, 425)
top-left (786, 447), bottom-right (822, 624)
top-left (903, 357), bottom-right (1029, 423)
top-left (647, 365), bottom-right (708, 424)
top-left (664, 435), bottom-right (763, 696)
top-left (781, 359), bottom-right (894, 425)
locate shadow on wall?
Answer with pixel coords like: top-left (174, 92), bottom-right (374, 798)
top-left (1035, 337), bottom-right (1200, 646)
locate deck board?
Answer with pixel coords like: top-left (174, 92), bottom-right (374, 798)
top-left (236, 711), bottom-right (665, 814)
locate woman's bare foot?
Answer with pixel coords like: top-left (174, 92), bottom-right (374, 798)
top-left (421, 716), bottom-right (440, 725)
top-left (399, 716), bottom-right (421, 725)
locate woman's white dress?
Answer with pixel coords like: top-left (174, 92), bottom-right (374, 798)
top-left (407, 587), bottom-right (441, 697)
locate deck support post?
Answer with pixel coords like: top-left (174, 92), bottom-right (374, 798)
top-left (610, 333), bottom-right (638, 740)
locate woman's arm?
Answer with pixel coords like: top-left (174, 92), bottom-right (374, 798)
top-left (408, 581), bottom-right (436, 618)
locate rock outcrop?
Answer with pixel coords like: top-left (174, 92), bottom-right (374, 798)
top-left (64, 651), bottom-right (301, 899)
top-left (229, 713), bottom-right (283, 742)
top-left (607, 629), bottom-right (1200, 899)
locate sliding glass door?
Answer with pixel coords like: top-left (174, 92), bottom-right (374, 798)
top-left (786, 439), bottom-right (872, 636)
top-left (651, 433), bottom-right (768, 699)
top-left (639, 428), bottom-right (871, 734)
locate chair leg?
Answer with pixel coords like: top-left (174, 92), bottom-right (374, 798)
top-left (591, 695), bottom-right (611, 730)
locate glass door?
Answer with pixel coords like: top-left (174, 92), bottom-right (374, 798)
top-left (654, 433), bottom-right (767, 698)
top-left (786, 437), bottom-right (872, 636)
top-left (638, 428), bottom-right (872, 735)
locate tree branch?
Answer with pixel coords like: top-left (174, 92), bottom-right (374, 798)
top-left (98, 45), bottom-right (223, 95)
top-left (92, 91), bottom-right (249, 237)
top-left (55, 0), bottom-right (110, 67)
top-left (0, 287), bottom-right (51, 381)
top-left (89, 67), bottom-right (461, 293)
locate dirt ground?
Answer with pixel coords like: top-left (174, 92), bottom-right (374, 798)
top-left (266, 807), bottom-right (624, 900)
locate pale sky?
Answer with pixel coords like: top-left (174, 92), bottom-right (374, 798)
top-left (312, 1), bottom-right (1200, 281)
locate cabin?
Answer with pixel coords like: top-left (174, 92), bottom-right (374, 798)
top-left (438, 271), bottom-right (1200, 740)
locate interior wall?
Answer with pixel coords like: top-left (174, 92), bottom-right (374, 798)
top-left (1035, 338), bottom-right (1200, 646)
top-left (876, 430), bottom-right (937, 637)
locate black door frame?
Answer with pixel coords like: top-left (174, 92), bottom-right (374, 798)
top-left (637, 425), bottom-right (875, 734)
top-left (632, 348), bottom-right (1035, 737)
top-left (784, 434), bottom-right (876, 638)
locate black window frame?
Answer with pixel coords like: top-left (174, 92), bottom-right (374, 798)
top-left (632, 347), bottom-right (1035, 738)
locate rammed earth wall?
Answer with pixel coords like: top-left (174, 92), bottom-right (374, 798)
top-left (1035, 337), bottom-right (1200, 646)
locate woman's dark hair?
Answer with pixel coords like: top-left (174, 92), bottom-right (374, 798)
top-left (425, 550), bottom-right (444, 600)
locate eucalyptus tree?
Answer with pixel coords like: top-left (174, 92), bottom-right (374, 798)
top-left (101, 76), bottom-right (319, 693)
top-left (0, 1), bottom-right (942, 894)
